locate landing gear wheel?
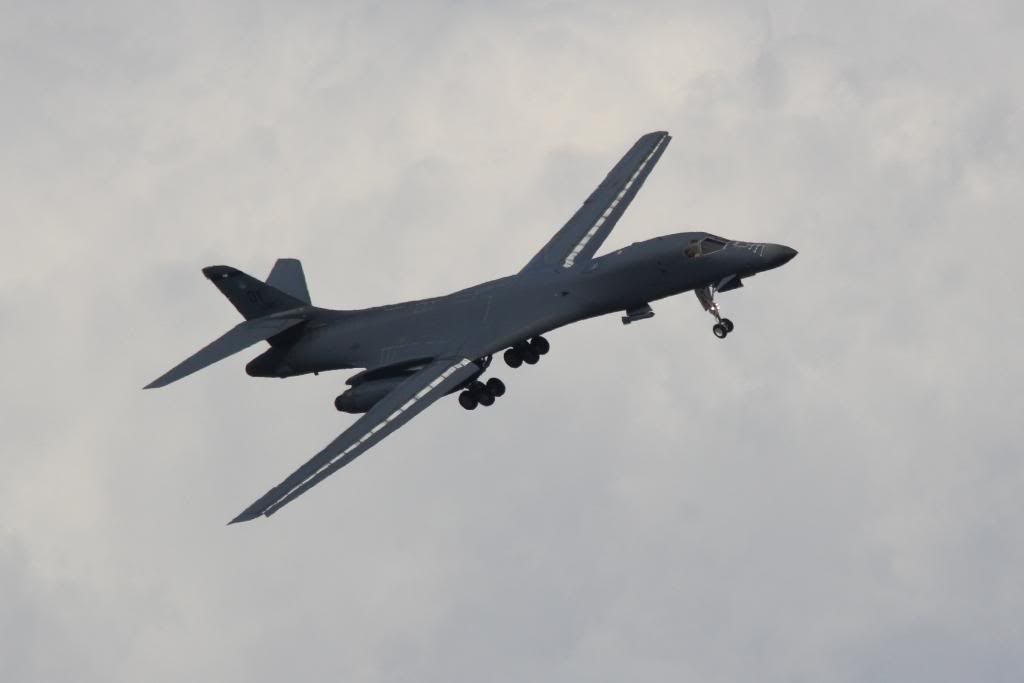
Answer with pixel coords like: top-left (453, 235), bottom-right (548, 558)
top-left (697, 286), bottom-right (735, 339)
top-left (505, 350), bottom-right (524, 370)
top-left (471, 381), bottom-right (495, 407)
top-left (485, 377), bottom-right (506, 397)
top-left (521, 347), bottom-right (540, 365)
top-left (504, 348), bottom-right (523, 368)
top-left (458, 391), bottom-right (478, 410)
top-left (529, 336), bottom-right (550, 355)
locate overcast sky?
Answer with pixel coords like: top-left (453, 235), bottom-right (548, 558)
top-left (2, 1), bottom-right (1023, 681)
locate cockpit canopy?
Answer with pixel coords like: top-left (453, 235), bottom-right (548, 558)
top-left (684, 235), bottom-right (728, 258)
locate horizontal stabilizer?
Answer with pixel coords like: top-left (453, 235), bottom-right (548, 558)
top-left (144, 316), bottom-right (305, 389)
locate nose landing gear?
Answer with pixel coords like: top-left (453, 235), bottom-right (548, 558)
top-left (696, 285), bottom-right (735, 339)
top-left (712, 319), bottom-right (735, 338)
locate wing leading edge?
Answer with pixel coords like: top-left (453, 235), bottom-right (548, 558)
top-left (521, 131), bottom-right (671, 273)
top-left (229, 357), bottom-right (478, 523)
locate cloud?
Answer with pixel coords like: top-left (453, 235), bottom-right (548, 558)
top-left (2, 1), bottom-right (1022, 681)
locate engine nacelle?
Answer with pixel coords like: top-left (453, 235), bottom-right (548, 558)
top-left (334, 376), bottom-right (408, 413)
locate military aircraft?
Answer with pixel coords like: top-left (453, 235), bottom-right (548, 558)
top-left (146, 131), bottom-right (797, 523)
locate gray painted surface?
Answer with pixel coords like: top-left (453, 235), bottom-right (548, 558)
top-left (148, 132), bottom-right (797, 521)
top-left (5, 3), bottom-right (1023, 681)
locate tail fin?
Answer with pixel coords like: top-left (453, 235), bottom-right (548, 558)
top-left (202, 265), bottom-right (306, 320)
top-left (145, 264), bottom-right (311, 389)
top-left (266, 258), bottom-right (311, 305)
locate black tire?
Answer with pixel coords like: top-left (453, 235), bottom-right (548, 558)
top-left (504, 348), bottom-right (523, 368)
top-left (530, 336), bottom-right (550, 355)
top-left (721, 318), bottom-right (734, 333)
top-left (713, 323), bottom-right (728, 339)
top-left (522, 347), bottom-right (540, 365)
top-left (470, 381), bottom-right (492, 403)
top-left (486, 377), bottom-right (506, 397)
top-left (458, 391), bottom-right (478, 410)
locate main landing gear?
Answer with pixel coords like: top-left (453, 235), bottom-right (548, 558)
top-left (503, 336), bottom-right (550, 368)
top-left (460, 335), bottom-right (549, 411)
top-left (458, 377), bottom-right (506, 411)
top-left (696, 285), bottom-right (735, 340)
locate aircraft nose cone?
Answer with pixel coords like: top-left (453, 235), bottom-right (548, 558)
top-left (777, 245), bottom-right (797, 264)
top-left (766, 244), bottom-right (797, 268)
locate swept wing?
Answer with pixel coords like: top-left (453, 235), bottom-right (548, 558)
top-left (230, 357), bottom-right (478, 523)
top-left (521, 131), bottom-right (671, 272)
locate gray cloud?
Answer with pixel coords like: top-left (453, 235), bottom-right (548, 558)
top-left (2, 1), bottom-right (1022, 681)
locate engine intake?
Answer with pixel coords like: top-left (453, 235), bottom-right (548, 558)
top-left (334, 376), bottom-right (409, 413)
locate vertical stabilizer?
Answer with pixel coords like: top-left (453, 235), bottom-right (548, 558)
top-left (266, 258), bottom-right (311, 305)
top-left (202, 265), bottom-right (306, 320)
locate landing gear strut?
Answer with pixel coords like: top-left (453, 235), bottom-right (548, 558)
top-left (696, 285), bottom-right (734, 339)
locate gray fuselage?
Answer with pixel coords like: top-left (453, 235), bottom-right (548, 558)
top-left (247, 232), bottom-right (794, 379)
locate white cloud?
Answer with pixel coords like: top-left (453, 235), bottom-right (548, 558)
top-left (2, 1), bottom-right (1022, 681)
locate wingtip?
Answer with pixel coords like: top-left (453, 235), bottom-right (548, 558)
top-left (227, 514), bottom-right (254, 526)
top-left (637, 131), bottom-right (671, 146)
top-left (228, 509), bottom-right (265, 525)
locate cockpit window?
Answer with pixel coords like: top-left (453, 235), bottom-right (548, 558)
top-left (685, 236), bottom-right (728, 258)
top-left (700, 237), bottom-right (726, 254)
